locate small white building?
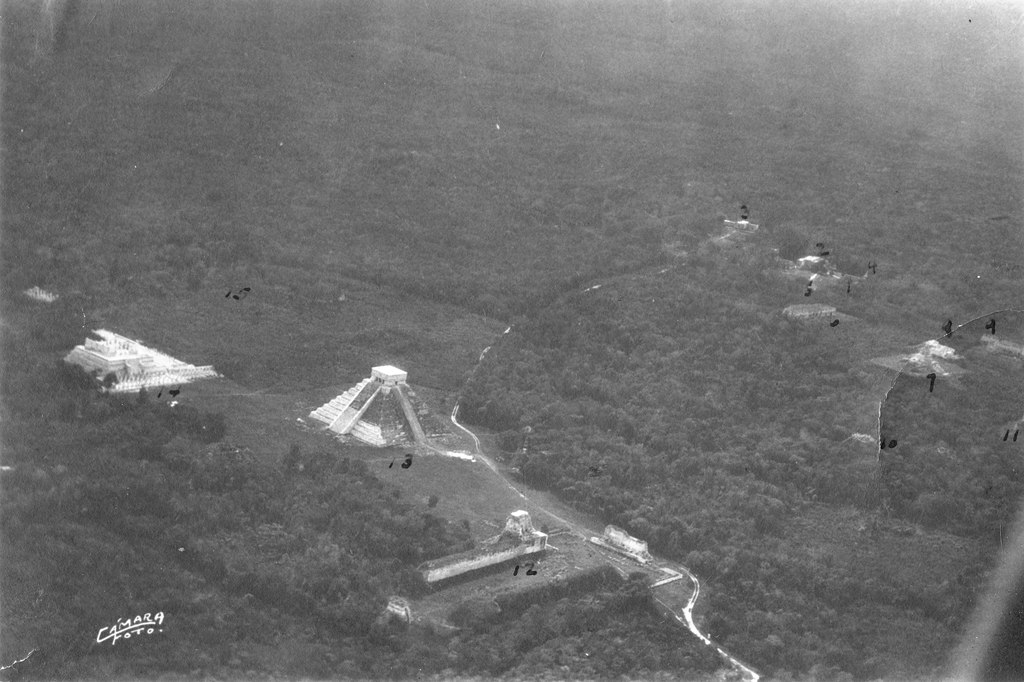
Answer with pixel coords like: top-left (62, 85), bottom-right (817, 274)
top-left (372, 365), bottom-right (408, 385)
top-left (590, 525), bottom-right (653, 564)
top-left (783, 304), bottom-right (836, 320)
top-left (24, 286), bottom-right (58, 303)
top-left (604, 525), bottom-right (650, 556)
top-left (385, 596), bottom-right (412, 623)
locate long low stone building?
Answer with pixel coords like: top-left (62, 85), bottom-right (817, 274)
top-left (589, 525), bottom-right (653, 565)
top-left (981, 335), bottom-right (1024, 359)
top-left (418, 511), bottom-right (548, 584)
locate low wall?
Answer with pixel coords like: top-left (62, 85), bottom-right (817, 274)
top-left (422, 543), bottom-right (545, 583)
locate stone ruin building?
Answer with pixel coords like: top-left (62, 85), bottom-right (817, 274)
top-left (981, 335), bottom-right (1024, 359)
top-left (590, 525), bottom-right (653, 565)
top-left (309, 365), bottom-right (433, 447)
top-left (24, 286), bottom-right (58, 303)
top-left (64, 329), bottom-right (219, 393)
top-left (384, 596), bottom-right (412, 624)
top-left (783, 303), bottom-right (837, 321)
top-left (418, 510), bottom-right (548, 584)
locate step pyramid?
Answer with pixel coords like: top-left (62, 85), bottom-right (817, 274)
top-left (309, 366), bottom-right (426, 447)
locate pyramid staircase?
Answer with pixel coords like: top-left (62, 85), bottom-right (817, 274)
top-left (310, 378), bottom-right (374, 432)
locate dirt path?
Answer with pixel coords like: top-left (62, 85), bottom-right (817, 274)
top-left (450, 405), bottom-right (760, 682)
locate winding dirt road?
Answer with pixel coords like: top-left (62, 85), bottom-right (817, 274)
top-left (450, 404), bottom-right (760, 682)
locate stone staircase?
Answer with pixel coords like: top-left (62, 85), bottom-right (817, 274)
top-left (310, 378), bottom-right (372, 430)
top-left (395, 385), bottom-right (427, 443)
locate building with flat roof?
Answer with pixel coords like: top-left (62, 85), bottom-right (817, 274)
top-left (64, 329), bottom-right (218, 393)
top-left (783, 304), bottom-right (837, 320)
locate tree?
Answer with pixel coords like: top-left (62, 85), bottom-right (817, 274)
top-left (284, 444), bottom-right (301, 476)
top-left (775, 225), bottom-right (810, 261)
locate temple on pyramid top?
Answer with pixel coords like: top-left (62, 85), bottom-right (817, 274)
top-left (309, 365), bottom-right (429, 447)
top-left (372, 365), bottom-right (407, 385)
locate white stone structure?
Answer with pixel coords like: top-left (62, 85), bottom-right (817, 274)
top-left (980, 335), bottom-right (1024, 359)
top-left (870, 339), bottom-right (967, 377)
top-left (385, 596), bottom-right (412, 623)
top-left (783, 304), bottom-right (836, 320)
top-left (590, 525), bottom-right (653, 565)
top-left (24, 286), bottom-right (58, 303)
top-left (64, 329), bottom-right (218, 393)
top-left (309, 365), bottom-right (426, 447)
top-left (419, 510), bottom-right (548, 583)
top-left (713, 218), bottom-right (760, 244)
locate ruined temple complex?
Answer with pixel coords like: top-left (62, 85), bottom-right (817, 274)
top-left (309, 365), bottom-right (433, 447)
top-left (418, 510), bottom-right (548, 583)
top-left (64, 329), bottom-right (219, 393)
